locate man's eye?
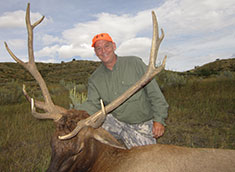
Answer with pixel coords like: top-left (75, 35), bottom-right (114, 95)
top-left (104, 44), bottom-right (111, 48)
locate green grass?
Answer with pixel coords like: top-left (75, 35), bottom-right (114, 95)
top-left (0, 103), bottom-right (53, 171)
top-left (0, 84), bottom-right (71, 171)
top-left (158, 78), bottom-right (235, 149)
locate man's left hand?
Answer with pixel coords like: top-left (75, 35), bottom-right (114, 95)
top-left (152, 121), bottom-right (165, 138)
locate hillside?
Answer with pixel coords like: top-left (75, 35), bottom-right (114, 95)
top-left (1, 58), bottom-right (234, 84)
top-left (0, 60), bottom-right (101, 85)
top-left (186, 58), bottom-right (235, 76)
top-left (193, 58), bottom-right (235, 72)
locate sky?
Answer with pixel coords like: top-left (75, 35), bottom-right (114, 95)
top-left (0, 0), bottom-right (235, 72)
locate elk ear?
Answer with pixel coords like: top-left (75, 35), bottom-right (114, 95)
top-left (93, 128), bottom-right (126, 149)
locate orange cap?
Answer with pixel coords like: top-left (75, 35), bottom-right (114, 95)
top-left (91, 33), bottom-right (114, 47)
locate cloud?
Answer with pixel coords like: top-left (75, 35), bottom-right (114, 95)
top-left (58, 44), bottom-right (94, 58)
top-left (116, 37), bottom-right (152, 63)
top-left (35, 45), bottom-right (59, 58)
top-left (0, 10), bottom-right (26, 28)
top-left (157, 0), bottom-right (235, 37)
top-left (40, 34), bottom-right (65, 46)
top-left (154, 0), bottom-right (235, 71)
top-left (5, 39), bottom-right (26, 50)
top-left (37, 10), bottom-right (153, 60)
top-left (0, 9), bottom-right (52, 29)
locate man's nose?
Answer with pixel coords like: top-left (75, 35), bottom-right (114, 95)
top-left (100, 47), bottom-right (107, 53)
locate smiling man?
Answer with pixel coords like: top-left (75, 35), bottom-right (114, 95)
top-left (77, 33), bottom-right (169, 149)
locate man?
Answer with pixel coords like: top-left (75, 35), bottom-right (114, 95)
top-left (77, 33), bottom-right (168, 149)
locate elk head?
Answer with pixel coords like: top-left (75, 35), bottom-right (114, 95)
top-left (47, 109), bottom-right (125, 171)
top-left (5, 3), bottom-right (166, 171)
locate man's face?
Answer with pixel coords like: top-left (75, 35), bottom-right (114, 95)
top-left (94, 40), bottom-right (116, 65)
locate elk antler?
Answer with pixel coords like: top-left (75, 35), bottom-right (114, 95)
top-left (4, 3), bottom-right (66, 121)
top-left (59, 11), bottom-right (167, 140)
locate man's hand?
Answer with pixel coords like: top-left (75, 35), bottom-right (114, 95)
top-left (152, 121), bottom-right (165, 138)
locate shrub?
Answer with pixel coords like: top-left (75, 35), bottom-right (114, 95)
top-left (217, 71), bottom-right (235, 80)
top-left (157, 71), bottom-right (187, 89)
top-left (196, 69), bottom-right (218, 77)
top-left (69, 86), bottom-right (87, 108)
top-left (0, 80), bottom-right (24, 105)
top-left (59, 80), bottom-right (87, 108)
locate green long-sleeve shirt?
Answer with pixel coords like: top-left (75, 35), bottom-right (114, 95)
top-left (77, 56), bottom-right (169, 125)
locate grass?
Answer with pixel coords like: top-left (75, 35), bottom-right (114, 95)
top-left (1, 77), bottom-right (234, 171)
top-left (0, 59), bottom-right (235, 171)
top-left (158, 78), bottom-right (235, 149)
top-left (0, 103), bottom-right (53, 171)
top-left (0, 85), bottom-right (71, 171)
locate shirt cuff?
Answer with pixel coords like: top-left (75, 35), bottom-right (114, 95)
top-left (153, 115), bottom-right (167, 126)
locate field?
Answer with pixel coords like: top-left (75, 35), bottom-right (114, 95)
top-left (0, 58), bottom-right (235, 171)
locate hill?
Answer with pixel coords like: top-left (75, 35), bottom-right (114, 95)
top-left (186, 58), bottom-right (235, 77)
top-left (1, 58), bottom-right (234, 84)
top-left (0, 60), bottom-right (101, 85)
top-left (193, 58), bottom-right (235, 72)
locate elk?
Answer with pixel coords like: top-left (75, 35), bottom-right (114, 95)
top-left (5, 3), bottom-right (235, 172)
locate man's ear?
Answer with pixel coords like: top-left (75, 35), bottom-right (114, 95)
top-left (112, 42), bottom-right (116, 51)
top-left (94, 47), bottom-right (98, 56)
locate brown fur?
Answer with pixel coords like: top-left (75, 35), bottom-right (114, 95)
top-left (47, 110), bottom-right (235, 172)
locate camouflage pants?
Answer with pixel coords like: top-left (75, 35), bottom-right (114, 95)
top-left (102, 114), bottom-right (156, 149)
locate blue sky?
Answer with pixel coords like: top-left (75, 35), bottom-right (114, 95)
top-left (0, 0), bottom-right (235, 71)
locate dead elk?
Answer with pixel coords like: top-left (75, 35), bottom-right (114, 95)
top-left (5, 3), bottom-right (235, 172)
top-left (47, 109), bottom-right (235, 172)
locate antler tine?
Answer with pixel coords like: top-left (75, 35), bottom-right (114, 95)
top-left (32, 15), bottom-right (45, 29)
top-left (4, 3), bottom-right (65, 121)
top-left (100, 99), bottom-right (106, 116)
top-left (4, 42), bottom-right (27, 68)
top-left (23, 85), bottom-right (65, 120)
top-left (59, 11), bottom-right (167, 140)
top-left (26, 3), bottom-right (44, 64)
top-left (30, 98), bottom-right (62, 121)
top-left (149, 11), bottom-right (165, 70)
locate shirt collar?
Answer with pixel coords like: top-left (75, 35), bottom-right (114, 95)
top-left (101, 55), bottom-right (120, 72)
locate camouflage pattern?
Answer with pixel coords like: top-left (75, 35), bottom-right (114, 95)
top-left (102, 114), bottom-right (156, 149)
